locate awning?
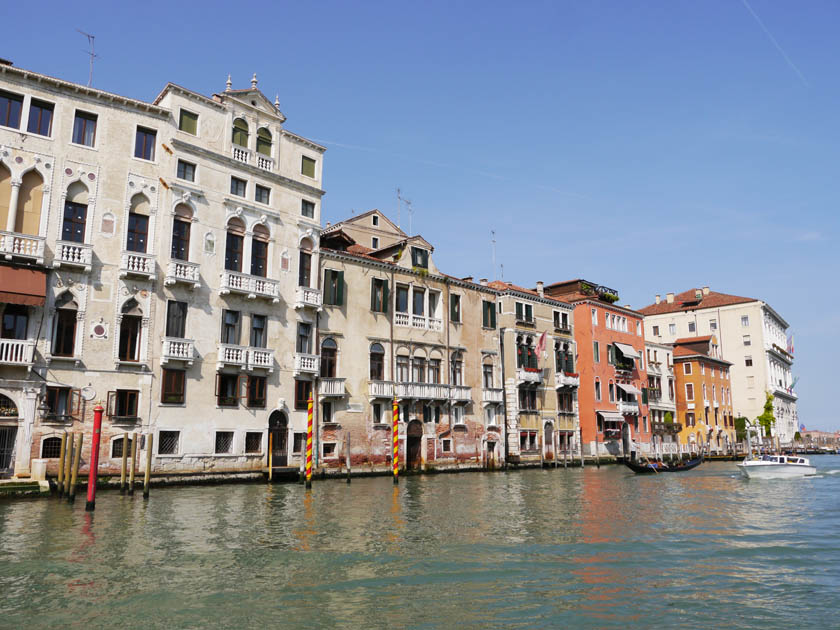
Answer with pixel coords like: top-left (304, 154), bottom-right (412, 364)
top-left (616, 383), bottom-right (642, 396)
top-left (597, 411), bottom-right (625, 423)
top-left (614, 342), bottom-right (640, 359)
top-left (0, 266), bottom-right (46, 306)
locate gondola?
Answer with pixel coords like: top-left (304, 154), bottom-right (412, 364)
top-left (623, 456), bottom-right (703, 474)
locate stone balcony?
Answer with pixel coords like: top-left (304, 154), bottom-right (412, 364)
top-left (394, 312), bottom-right (443, 331)
top-left (248, 347), bottom-right (275, 372)
top-left (161, 338), bottom-right (195, 365)
top-left (294, 353), bottom-right (319, 376)
top-left (232, 146), bottom-right (250, 164)
top-left (555, 372), bottom-right (580, 388)
top-left (165, 260), bottom-right (201, 289)
top-left (119, 251), bottom-right (155, 279)
top-left (256, 154), bottom-right (274, 172)
top-left (517, 367), bottom-right (543, 384)
top-left (295, 286), bottom-right (322, 310)
top-left (53, 240), bottom-right (92, 272)
top-left (450, 385), bottom-right (472, 402)
top-left (0, 339), bottom-right (35, 366)
top-left (0, 231), bottom-right (45, 265)
top-left (618, 400), bottom-right (639, 415)
top-left (482, 387), bottom-right (504, 404)
top-left (220, 270), bottom-right (280, 303)
top-left (395, 382), bottom-right (450, 400)
top-left (369, 380), bottom-right (394, 399)
top-left (217, 343), bottom-right (248, 370)
top-left (319, 377), bottom-right (347, 397)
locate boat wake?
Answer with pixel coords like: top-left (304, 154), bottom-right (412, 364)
top-left (824, 469), bottom-right (840, 475)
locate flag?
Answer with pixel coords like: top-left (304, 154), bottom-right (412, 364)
top-left (800, 424), bottom-right (806, 431)
top-left (787, 334), bottom-right (795, 355)
top-left (536, 331), bottom-right (547, 359)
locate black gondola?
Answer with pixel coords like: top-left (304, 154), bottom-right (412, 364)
top-left (623, 456), bottom-right (704, 474)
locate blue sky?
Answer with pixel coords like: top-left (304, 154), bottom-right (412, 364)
top-left (4, 1), bottom-right (836, 429)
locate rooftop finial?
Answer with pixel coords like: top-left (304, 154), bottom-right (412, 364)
top-left (274, 94), bottom-right (280, 110)
top-left (225, 74), bottom-right (232, 92)
top-left (251, 73), bottom-right (258, 88)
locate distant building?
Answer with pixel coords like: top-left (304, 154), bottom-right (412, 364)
top-left (645, 341), bottom-right (677, 454)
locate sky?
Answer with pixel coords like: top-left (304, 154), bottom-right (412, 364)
top-left (3, 1), bottom-right (837, 429)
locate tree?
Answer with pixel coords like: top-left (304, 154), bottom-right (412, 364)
top-left (734, 416), bottom-right (749, 442)
top-left (664, 411), bottom-right (674, 424)
top-left (755, 392), bottom-right (776, 437)
top-left (794, 431), bottom-right (802, 442)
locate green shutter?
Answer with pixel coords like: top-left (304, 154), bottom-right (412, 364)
top-left (450, 295), bottom-right (457, 321)
top-left (179, 110), bottom-right (198, 135)
top-left (383, 280), bottom-right (389, 313)
top-left (642, 388), bottom-right (649, 405)
top-left (525, 304), bottom-right (533, 322)
top-left (482, 301), bottom-right (488, 327)
top-left (336, 271), bottom-right (344, 306)
top-left (490, 303), bottom-right (496, 329)
top-left (370, 279), bottom-right (377, 311)
top-left (302, 156), bottom-right (316, 178)
top-left (515, 302), bottom-right (523, 320)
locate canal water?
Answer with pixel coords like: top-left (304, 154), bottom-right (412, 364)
top-left (2, 458), bottom-right (839, 629)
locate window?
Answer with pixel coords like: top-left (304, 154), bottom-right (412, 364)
top-left (683, 362), bottom-right (692, 375)
top-left (591, 308), bottom-right (598, 326)
top-left (299, 251), bottom-right (312, 287)
top-left (45, 386), bottom-right (77, 420)
top-left (161, 369), bottom-right (185, 404)
top-left (637, 322), bottom-right (641, 335)
top-left (59, 198), bottom-right (88, 243)
top-left (413, 288), bottom-right (425, 316)
top-left (411, 247), bottom-right (429, 269)
top-left (710, 319), bottom-right (717, 331)
top-left (250, 225), bottom-right (269, 277)
top-left (452, 406), bottom-right (465, 425)
top-left (483, 363), bottom-right (494, 389)
top-left (171, 207), bottom-right (191, 261)
top-left (688, 321), bottom-right (696, 333)
top-left (450, 294), bottom-right (461, 323)
top-left (396, 356), bottom-right (409, 382)
top-left (250, 314), bottom-right (267, 348)
top-left (441, 438), bottom-right (452, 453)
top-left (293, 432), bottom-right (306, 453)
top-left (257, 128), bottom-right (272, 156)
top-left (0, 90), bottom-right (23, 128)
top-left (230, 176), bottom-right (246, 197)
top-left (72, 111), bottom-right (97, 146)
top-left (745, 356), bottom-right (753, 367)
top-left (52, 307), bottom-right (77, 357)
top-left (232, 118), bottom-right (248, 147)
top-left (126, 212), bottom-right (149, 253)
top-left (216, 373), bottom-right (240, 407)
top-left (595, 379), bottom-right (601, 401)
top-left (179, 109), bottom-right (198, 135)
top-left (134, 127), bottom-right (156, 160)
top-left (41, 437), bottom-right (62, 458)
top-left (323, 443), bottom-right (337, 458)
top-left (255, 184), bottom-right (270, 205)
top-left (323, 269), bottom-right (345, 306)
top-left (608, 382), bottom-right (615, 402)
top-left (685, 412), bottom-right (695, 427)
top-left (743, 335), bottom-right (751, 346)
top-left (322, 401), bottom-right (334, 423)
top-left (176, 159), bottom-right (196, 182)
top-left (593, 341), bottom-right (600, 363)
top-left (515, 302), bottom-right (533, 323)
top-left (118, 313), bottom-right (141, 361)
top-left (741, 315), bottom-right (750, 327)
top-left (221, 310), bottom-right (240, 345)
top-left (372, 402), bottom-right (383, 424)
top-left (295, 380), bottom-right (312, 410)
top-left (215, 431), bottom-right (234, 454)
top-left (520, 431), bottom-right (538, 452)
top-left (225, 218), bottom-right (245, 272)
top-left (450, 353), bottom-right (464, 386)
top-left (111, 436), bottom-right (134, 459)
top-left (685, 383), bottom-right (694, 401)
top-left (301, 199), bottom-right (315, 218)
top-left (245, 432), bottom-right (262, 453)
top-left (371, 278), bottom-right (389, 313)
top-left (395, 285), bottom-right (409, 313)
top-left (372, 215), bottom-right (379, 226)
top-left (248, 375), bottom-right (266, 408)
top-left (165, 300), bottom-right (187, 338)
top-left (1, 304), bottom-right (28, 340)
top-left (669, 323), bottom-right (676, 335)
top-left (296, 323), bottom-right (312, 354)
top-left (652, 325), bottom-right (659, 336)
top-left (321, 339), bottom-right (337, 378)
top-left (370, 343), bottom-right (385, 380)
top-left (301, 156), bottom-right (316, 178)
top-left (27, 99), bottom-right (54, 136)
top-left (518, 386), bottom-right (537, 411)
top-left (108, 389), bottom-right (139, 420)
top-left (700, 362), bottom-right (705, 375)
top-left (158, 431), bottom-right (180, 455)
top-left (372, 237), bottom-right (379, 249)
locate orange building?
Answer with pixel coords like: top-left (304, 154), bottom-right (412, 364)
top-left (672, 336), bottom-right (736, 454)
top-left (544, 280), bottom-right (650, 457)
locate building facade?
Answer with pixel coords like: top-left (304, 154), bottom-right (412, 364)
top-left (645, 341), bottom-right (678, 455)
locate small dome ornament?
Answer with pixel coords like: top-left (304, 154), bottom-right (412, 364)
top-left (251, 73), bottom-right (258, 89)
top-left (225, 74), bottom-right (232, 92)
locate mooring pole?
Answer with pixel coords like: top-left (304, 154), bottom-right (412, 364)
top-left (63, 434), bottom-right (74, 496)
top-left (57, 432), bottom-right (67, 496)
top-left (305, 394), bottom-right (313, 489)
top-left (68, 433), bottom-right (82, 503)
top-left (120, 432), bottom-right (128, 494)
top-left (268, 431), bottom-right (273, 482)
top-left (128, 433), bottom-right (137, 495)
top-left (143, 433), bottom-right (153, 499)
top-left (85, 403), bottom-right (104, 511)
top-left (595, 430), bottom-right (600, 468)
top-left (392, 397), bottom-right (399, 485)
top-left (346, 432), bottom-right (351, 484)
top-left (579, 426), bottom-right (585, 468)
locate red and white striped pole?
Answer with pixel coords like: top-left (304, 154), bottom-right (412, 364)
top-left (305, 393), bottom-right (313, 489)
top-left (85, 403), bottom-right (103, 511)
top-left (392, 397), bottom-right (399, 484)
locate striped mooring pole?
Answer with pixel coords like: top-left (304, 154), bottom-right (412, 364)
top-left (305, 393), bottom-right (313, 489)
top-left (392, 397), bottom-right (399, 484)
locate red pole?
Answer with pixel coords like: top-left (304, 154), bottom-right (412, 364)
top-left (305, 393), bottom-right (313, 489)
top-left (85, 403), bottom-right (103, 511)
top-left (392, 397), bottom-right (399, 484)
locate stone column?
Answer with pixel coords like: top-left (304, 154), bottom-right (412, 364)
top-left (5, 180), bottom-right (21, 232)
top-left (13, 386), bottom-right (39, 477)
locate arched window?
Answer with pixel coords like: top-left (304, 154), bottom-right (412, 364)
top-left (482, 357), bottom-right (494, 389)
top-left (118, 298), bottom-right (142, 362)
top-left (127, 194), bottom-right (150, 253)
top-left (516, 335), bottom-right (525, 368)
top-left (232, 118), bottom-right (249, 147)
top-left (62, 182), bottom-right (88, 243)
top-left (111, 435), bottom-right (134, 459)
top-left (321, 338), bottom-right (337, 378)
top-left (256, 128), bottom-right (272, 156)
top-left (369, 343), bottom-right (385, 381)
top-left (298, 238), bottom-right (313, 288)
top-left (395, 349), bottom-right (410, 383)
top-left (428, 350), bottom-right (442, 384)
top-left (225, 217), bottom-right (246, 272)
top-left (42, 437), bottom-right (63, 458)
top-left (52, 292), bottom-right (78, 357)
top-left (251, 224), bottom-right (269, 277)
top-left (450, 351), bottom-right (463, 386)
top-left (609, 380), bottom-right (615, 402)
top-left (594, 377), bottom-right (602, 402)
top-left (171, 203), bottom-right (193, 261)
top-left (16, 170), bottom-right (44, 235)
top-left (412, 349), bottom-right (426, 383)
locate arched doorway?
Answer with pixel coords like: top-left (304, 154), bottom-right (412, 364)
top-left (486, 440), bottom-right (497, 470)
top-left (406, 420), bottom-right (423, 471)
top-left (268, 410), bottom-right (288, 467)
top-left (544, 422), bottom-right (554, 461)
top-left (0, 394), bottom-right (19, 476)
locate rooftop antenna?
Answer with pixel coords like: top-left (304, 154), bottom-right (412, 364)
top-left (77, 29), bottom-right (97, 87)
top-left (406, 200), bottom-right (414, 235)
top-left (396, 188), bottom-right (404, 229)
top-left (491, 230), bottom-right (497, 280)
top-left (500, 263), bottom-right (504, 281)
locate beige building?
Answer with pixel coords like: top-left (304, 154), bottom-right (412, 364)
top-left (645, 340), bottom-right (678, 454)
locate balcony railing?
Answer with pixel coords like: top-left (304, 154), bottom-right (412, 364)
top-left (165, 260), bottom-right (201, 289)
top-left (295, 286), bottom-right (322, 309)
top-left (652, 421), bottom-right (683, 435)
top-left (256, 154), bottom-right (274, 171)
top-left (54, 241), bottom-right (92, 271)
top-left (161, 338), bottom-right (195, 365)
top-left (618, 400), bottom-right (639, 415)
top-left (451, 385), bottom-right (472, 402)
top-left (294, 353), bottom-right (319, 375)
top-left (369, 380), bottom-right (394, 398)
top-left (482, 387), bottom-right (504, 404)
top-left (555, 372), bottom-right (580, 388)
top-left (647, 388), bottom-right (662, 401)
top-left (517, 367), bottom-right (543, 384)
top-left (0, 231), bottom-right (45, 264)
top-left (220, 271), bottom-right (280, 302)
top-left (395, 382), bottom-right (450, 400)
top-left (120, 251), bottom-right (155, 278)
top-left (0, 339), bottom-right (35, 366)
top-left (394, 312), bottom-right (410, 327)
top-left (217, 343), bottom-right (248, 369)
top-left (232, 146), bottom-right (250, 164)
top-left (248, 347), bottom-right (275, 372)
top-left (554, 325), bottom-right (572, 335)
top-left (319, 377), bottom-right (346, 397)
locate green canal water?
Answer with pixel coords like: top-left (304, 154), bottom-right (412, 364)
top-left (2, 458), bottom-right (840, 629)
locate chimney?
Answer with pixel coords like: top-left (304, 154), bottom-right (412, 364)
top-left (479, 278), bottom-right (488, 286)
top-left (655, 294), bottom-right (661, 305)
top-left (666, 292), bottom-right (675, 304)
top-left (536, 281), bottom-right (544, 297)
top-left (463, 276), bottom-right (474, 283)
top-left (694, 289), bottom-right (702, 299)
top-left (702, 286), bottom-right (710, 296)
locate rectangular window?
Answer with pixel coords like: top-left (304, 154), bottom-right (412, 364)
top-left (322, 401), bottom-right (333, 423)
top-left (685, 412), bottom-right (695, 427)
top-left (161, 368), bottom-right (186, 404)
top-left (221, 310), bottom-right (240, 345)
top-left (395, 285), bottom-right (409, 313)
top-left (245, 432), bottom-right (262, 453)
top-left (52, 309), bottom-right (77, 357)
top-left (295, 379), bottom-right (312, 410)
top-left (158, 431), bottom-right (180, 455)
top-left (372, 237), bottom-right (379, 249)
top-left (27, 99), bottom-right (54, 136)
top-left (743, 335), bottom-right (751, 346)
top-left (637, 322), bottom-right (641, 335)
top-left (298, 252), bottom-right (312, 287)
top-left (126, 212), bottom-right (149, 253)
top-left (652, 325), bottom-right (659, 336)
top-left (248, 375), bottom-right (266, 408)
top-left (216, 373), bottom-right (241, 407)
top-left (741, 315), bottom-right (750, 327)
top-left (296, 323), bottom-right (312, 354)
top-left (301, 199), bottom-right (315, 218)
top-left (710, 319), bottom-right (717, 331)
top-left (301, 156), bottom-right (316, 178)
top-left (251, 238), bottom-right (268, 277)
top-left (72, 111), bottom-right (97, 146)
top-left (179, 109), bottom-right (198, 135)
top-left (62, 201), bottom-right (87, 244)
top-left (411, 247), bottom-right (429, 269)
top-left (108, 389), bottom-right (139, 420)
top-left (323, 269), bottom-right (345, 306)
top-left (683, 362), bottom-right (692, 375)
top-left (215, 431), bottom-right (234, 454)
top-left (230, 177), bottom-right (246, 197)
top-left (118, 315), bottom-right (141, 361)
top-left (515, 302), bottom-right (533, 323)
top-left (176, 159), bottom-right (196, 182)
top-left (595, 380), bottom-right (601, 401)
top-left (171, 216), bottom-right (191, 261)
top-left (250, 314), bottom-right (267, 348)
top-left (0, 90), bottom-right (23, 129)
top-left (591, 308), bottom-right (598, 326)
top-left (745, 356), bottom-right (753, 367)
top-left (372, 402), bottom-right (382, 424)
top-left (371, 278), bottom-right (389, 313)
top-left (482, 300), bottom-right (496, 328)
top-left (293, 432), bottom-right (306, 453)
top-left (593, 341), bottom-right (600, 363)
top-left (669, 323), bottom-right (676, 335)
top-left (165, 300), bottom-right (187, 338)
top-left (134, 127), bottom-right (156, 160)
top-left (45, 386), bottom-right (76, 420)
top-left (688, 321), bottom-right (696, 333)
top-left (255, 184), bottom-right (270, 205)
top-left (450, 294), bottom-right (461, 323)
top-left (428, 359), bottom-right (441, 384)
top-left (413, 288), bottom-right (425, 316)
top-left (685, 383), bottom-right (694, 401)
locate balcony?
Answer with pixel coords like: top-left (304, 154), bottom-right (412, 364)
top-left (395, 312), bottom-right (410, 327)
top-left (161, 338), bottom-right (195, 365)
top-left (0, 339), bottom-right (35, 366)
top-left (248, 347), bottom-right (275, 372)
top-left (647, 388), bottom-right (662, 402)
top-left (395, 382), bottom-right (450, 400)
top-left (517, 367), bottom-right (543, 384)
top-left (319, 377), bottom-right (346, 397)
top-left (451, 385), bottom-right (472, 402)
top-left (120, 251), bottom-right (155, 279)
top-left (217, 343), bottom-right (248, 370)
top-left (165, 260), bottom-right (200, 289)
top-left (618, 400), bottom-right (639, 415)
top-left (554, 325), bottom-right (572, 335)
top-left (773, 385), bottom-right (798, 400)
top-left (614, 363), bottom-right (635, 378)
top-left (295, 286), bottom-right (322, 310)
top-left (369, 380), bottom-right (394, 399)
top-left (555, 372), bottom-right (580, 388)
top-left (256, 154), bottom-right (274, 171)
top-left (0, 231), bottom-right (45, 265)
top-left (53, 241), bottom-right (92, 272)
top-left (647, 362), bottom-right (660, 375)
top-left (652, 421), bottom-right (683, 435)
top-left (482, 387), bottom-right (504, 404)
top-left (232, 146), bottom-right (251, 164)
top-left (220, 271), bottom-right (280, 303)
top-left (294, 353), bottom-right (319, 376)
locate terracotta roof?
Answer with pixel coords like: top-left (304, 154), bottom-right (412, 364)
top-left (638, 289), bottom-right (756, 316)
top-left (674, 336), bottom-right (712, 345)
top-left (347, 244), bottom-right (374, 255)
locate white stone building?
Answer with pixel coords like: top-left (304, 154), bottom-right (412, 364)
top-left (644, 340), bottom-right (678, 453)
top-left (639, 287), bottom-right (797, 446)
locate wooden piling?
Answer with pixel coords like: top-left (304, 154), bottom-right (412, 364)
top-left (595, 431), bottom-right (600, 468)
top-left (120, 432), bottom-right (128, 494)
top-left (128, 433), bottom-right (137, 495)
top-left (143, 432), bottom-right (153, 499)
top-left (57, 432), bottom-right (67, 495)
top-left (268, 431), bottom-right (273, 482)
top-left (68, 433), bottom-right (82, 503)
top-left (63, 435), bottom-right (73, 496)
top-left (579, 427), bottom-right (585, 468)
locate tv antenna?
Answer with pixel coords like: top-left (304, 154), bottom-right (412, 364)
top-left (77, 29), bottom-right (97, 87)
top-left (396, 188), bottom-right (411, 231)
top-left (491, 230), bottom-right (497, 280)
top-left (406, 200), bottom-right (414, 235)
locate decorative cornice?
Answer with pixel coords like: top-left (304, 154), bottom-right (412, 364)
top-left (282, 130), bottom-right (326, 153)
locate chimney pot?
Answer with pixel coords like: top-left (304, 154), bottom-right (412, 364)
top-left (463, 276), bottom-right (473, 283)
top-left (702, 286), bottom-right (710, 295)
top-left (655, 294), bottom-right (661, 305)
top-left (536, 281), bottom-right (544, 297)
top-left (666, 292), bottom-right (675, 304)
top-left (479, 278), bottom-right (488, 286)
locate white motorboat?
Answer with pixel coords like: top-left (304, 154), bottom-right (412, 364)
top-left (737, 454), bottom-right (817, 479)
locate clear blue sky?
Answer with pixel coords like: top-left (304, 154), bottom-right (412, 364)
top-left (4, 1), bottom-right (836, 429)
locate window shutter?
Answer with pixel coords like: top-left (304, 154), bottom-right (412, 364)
top-left (450, 295), bottom-right (457, 321)
top-left (383, 280), bottom-right (390, 313)
top-left (516, 302), bottom-right (523, 320)
top-left (106, 391), bottom-right (116, 418)
top-left (482, 302), bottom-right (488, 327)
top-left (239, 375), bottom-right (249, 402)
top-left (69, 389), bottom-right (82, 419)
top-left (336, 271), bottom-right (345, 306)
top-left (642, 388), bottom-right (649, 405)
top-left (214, 373), bottom-right (221, 397)
top-left (490, 303), bottom-right (496, 329)
top-left (525, 304), bottom-right (533, 322)
top-left (370, 279), bottom-right (377, 311)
